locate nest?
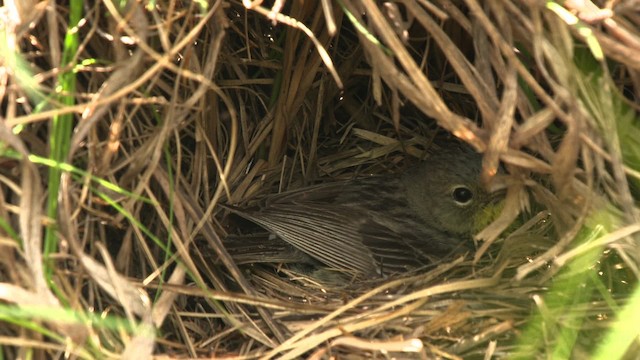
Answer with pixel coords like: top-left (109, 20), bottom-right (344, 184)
top-left (1, 0), bottom-right (639, 358)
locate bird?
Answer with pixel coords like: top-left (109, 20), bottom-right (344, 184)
top-left (223, 145), bottom-right (503, 280)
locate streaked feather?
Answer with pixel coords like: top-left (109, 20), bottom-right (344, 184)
top-left (228, 178), bottom-right (467, 277)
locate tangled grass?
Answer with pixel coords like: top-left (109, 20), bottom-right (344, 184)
top-left (1, 0), bottom-right (639, 358)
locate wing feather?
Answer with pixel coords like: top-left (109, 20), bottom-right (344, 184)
top-left (233, 204), bottom-right (379, 276)
top-left (227, 176), bottom-right (467, 276)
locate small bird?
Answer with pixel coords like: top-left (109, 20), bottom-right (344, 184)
top-left (225, 145), bottom-right (503, 279)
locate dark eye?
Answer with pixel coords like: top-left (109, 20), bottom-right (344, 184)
top-left (451, 186), bottom-right (474, 206)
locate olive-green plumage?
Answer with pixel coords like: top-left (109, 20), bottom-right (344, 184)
top-left (226, 146), bottom-right (501, 279)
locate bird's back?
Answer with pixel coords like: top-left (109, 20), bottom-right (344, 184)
top-left (230, 175), bottom-right (467, 277)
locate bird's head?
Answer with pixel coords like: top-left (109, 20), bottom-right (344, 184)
top-left (402, 147), bottom-right (505, 236)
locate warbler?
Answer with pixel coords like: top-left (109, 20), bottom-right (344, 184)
top-left (225, 145), bottom-right (503, 279)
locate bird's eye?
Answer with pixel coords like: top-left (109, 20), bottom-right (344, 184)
top-left (451, 186), bottom-right (474, 206)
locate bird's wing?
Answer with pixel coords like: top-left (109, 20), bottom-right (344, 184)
top-left (229, 203), bottom-right (380, 277)
top-left (228, 178), bottom-right (466, 276)
top-left (358, 215), bottom-right (466, 274)
top-left (228, 204), bottom-right (465, 277)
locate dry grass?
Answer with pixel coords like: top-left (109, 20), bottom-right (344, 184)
top-left (1, 0), bottom-right (640, 358)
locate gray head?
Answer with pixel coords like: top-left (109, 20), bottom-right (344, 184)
top-left (401, 147), bottom-right (495, 236)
